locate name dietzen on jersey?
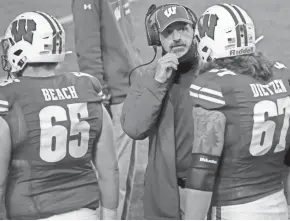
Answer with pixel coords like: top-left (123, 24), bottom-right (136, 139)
top-left (41, 86), bottom-right (78, 101)
top-left (250, 79), bottom-right (287, 98)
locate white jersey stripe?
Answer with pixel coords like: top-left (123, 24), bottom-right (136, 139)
top-left (189, 90), bottom-right (225, 105)
top-left (0, 107), bottom-right (8, 112)
top-left (190, 84), bottom-right (224, 98)
top-left (199, 94), bottom-right (226, 105)
top-left (189, 91), bottom-right (198, 98)
top-left (0, 100), bottom-right (8, 106)
top-left (190, 84), bottom-right (201, 91)
top-left (200, 87), bottom-right (223, 97)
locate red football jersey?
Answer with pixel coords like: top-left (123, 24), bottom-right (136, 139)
top-left (0, 72), bottom-right (103, 219)
top-left (0, 91), bottom-right (9, 116)
top-left (190, 66), bottom-right (290, 206)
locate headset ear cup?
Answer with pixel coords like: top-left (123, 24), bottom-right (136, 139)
top-left (186, 8), bottom-right (198, 28)
top-left (152, 23), bottom-right (161, 46)
top-left (146, 22), bottom-right (156, 46)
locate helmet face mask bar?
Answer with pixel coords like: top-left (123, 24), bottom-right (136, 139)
top-left (1, 38), bottom-right (13, 78)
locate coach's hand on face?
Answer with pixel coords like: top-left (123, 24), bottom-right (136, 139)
top-left (152, 5), bottom-right (194, 83)
top-left (154, 53), bottom-right (179, 83)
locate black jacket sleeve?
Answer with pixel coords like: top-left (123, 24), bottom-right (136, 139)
top-left (121, 75), bottom-right (169, 140)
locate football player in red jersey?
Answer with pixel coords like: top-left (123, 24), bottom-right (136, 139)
top-left (0, 11), bottom-right (118, 219)
top-left (0, 94), bottom-right (10, 220)
top-left (184, 3), bottom-right (290, 219)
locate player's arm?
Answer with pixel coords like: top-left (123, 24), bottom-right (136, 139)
top-left (93, 104), bottom-right (118, 220)
top-left (283, 151), bottom-right (290, 217)
top-left (283, 167), bottom-right (290, 200)
top-left (0, 116), bottom-right (11, 219)
top-left (283, 169), bottom-right (290, 219)
top-left (184, 106), bottom-right (226, 220)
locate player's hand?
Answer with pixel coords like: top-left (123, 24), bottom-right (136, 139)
top-left (102, 94), bottom-right (113, 119)
top-left (101, 89), bottom-right (113, 119)
top-left (154, 53), bottom-right (179, 83)
top-left (102, 93), bottom-right (111, 106)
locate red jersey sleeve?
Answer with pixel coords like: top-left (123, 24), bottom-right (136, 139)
top-left (189, 71), bottom-right (226, 110)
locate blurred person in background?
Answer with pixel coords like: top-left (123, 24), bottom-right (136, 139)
top-left (72, 0), bottom-right (144, 219)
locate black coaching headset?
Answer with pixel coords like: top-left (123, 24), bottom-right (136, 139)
top-left (128, 4), bottom-right (198, 85)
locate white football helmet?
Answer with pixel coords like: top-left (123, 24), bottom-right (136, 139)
top-left (1, 11), bottom-right (65, 73)
top-left (195, 3), bottom-right (255, 63)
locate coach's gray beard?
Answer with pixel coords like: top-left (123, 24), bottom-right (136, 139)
top-left (177, 42), bottom-right (197, 64)
top-left (162, 42), bottom-right (197, 64)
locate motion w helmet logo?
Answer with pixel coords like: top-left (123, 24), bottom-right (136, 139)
top-left (11, 19), bottom-right (36, 45)
top-left (164, 7), bottom-right (177, 18)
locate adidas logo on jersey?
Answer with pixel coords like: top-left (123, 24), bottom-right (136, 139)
top-left (229, 47), bottom-right (254, 56)
top-left (200, 157), bottom-right (217, 164)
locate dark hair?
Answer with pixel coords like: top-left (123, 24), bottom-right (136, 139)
top-left (27, 62), bottom-right (58, 69)
top-left (14, 62), bottom-right (58, 77)
top-left (199, 52), bottom-right (275, 81)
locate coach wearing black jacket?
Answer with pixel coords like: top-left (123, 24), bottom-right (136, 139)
top-left (121, 4), bottom-right (199, 219)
